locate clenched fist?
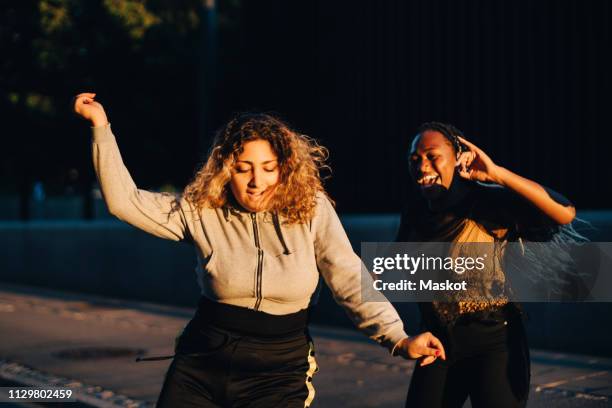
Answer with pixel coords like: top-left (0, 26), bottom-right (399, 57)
top-left (73, 92), bottom-right (108, 127)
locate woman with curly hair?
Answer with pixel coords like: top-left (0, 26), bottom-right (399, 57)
top-left (398, 122), bottom-right (578, 408)
top-left (73, 92), bottom-right (445, 408)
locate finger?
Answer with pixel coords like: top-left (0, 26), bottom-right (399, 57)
top-left (428, 337), bottom-right (446, 360)
top-left (459, 169), bottom-right (475, 181)
top-left (458, 170), bottom-right (471, 180)
top-left (73, 96), bottom-right (93, 114)
top-left (457, 136), bottom-right (474, 147)
top-left (420, 355), bottom-right (437, 366)
top-left (76, 92), bottom-right (96, 98)
top-left (73, 98), bottom-right (85, 111)
top-left (458, 136), bottom-right (482, 154)
top-left (456, 152), bottom-right (470, 171)
top-left (425, 334), bottom-right (446, 360)
top-left (456, 152), bottom-right (467, 166)
top-left (468, 152), bottom-right (477, 169)
top-left (418, 345), bottom-right (442, 357)
top-left (74, 95), bottom-right (91, 104)
top-left (75, 97), bottom-right (91, 108)
top-left (74, 94), bottom-right (96, 108)
top-left (465, 151), bottom-right (476, 168)
top-left (457, 164), bottom-right (472, 180)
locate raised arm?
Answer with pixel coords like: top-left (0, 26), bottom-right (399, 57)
top-left (457, 136), bottom-right (576, 225)
top-left (312, 194), bottom-right (445, 363)
top-left (74, 93), bottom-right (192, 241)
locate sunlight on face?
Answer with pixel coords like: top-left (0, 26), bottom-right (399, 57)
top-left (229, 139), bottom-right (280, 212)
top-left (409, 130), bottom-right (458, 200)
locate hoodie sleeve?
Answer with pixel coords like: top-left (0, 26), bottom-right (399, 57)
top-left (312, 193), bottom-right (408, 353)
top-left (91, 124), bottom-right (192, 242)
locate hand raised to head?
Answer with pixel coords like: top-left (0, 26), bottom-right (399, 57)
top-left (456, 136), bottom-right (502, 184)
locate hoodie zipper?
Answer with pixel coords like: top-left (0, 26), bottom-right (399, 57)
top-left (251, 213), bottom-right (264, 311)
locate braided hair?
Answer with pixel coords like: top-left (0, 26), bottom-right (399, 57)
top-left (417, 122), bottom-right (467, 156)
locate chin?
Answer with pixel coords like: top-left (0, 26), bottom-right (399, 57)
top-left (244, 199), bottom-right (268, 212)
top-left (242, 203), bottom-right (259, 212)
top-left (418, 185), bottom-right (447, 200)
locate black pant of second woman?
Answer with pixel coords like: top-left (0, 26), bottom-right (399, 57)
top-left (156, 297), bottom-right (317, 408)
top-left (405, 316), bottom-right (529, 408)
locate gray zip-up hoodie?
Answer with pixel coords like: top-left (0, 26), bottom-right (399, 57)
top-left (91, 124), bottom-right (408, 352)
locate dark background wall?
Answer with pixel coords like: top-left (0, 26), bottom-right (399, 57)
top-left (234, 0), bottom-right (612, 212)
top-left (2, 0), bottom-right (611, 216)
top-left (2, 1), bottom-right (612, 357)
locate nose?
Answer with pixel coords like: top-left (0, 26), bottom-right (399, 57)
top-left (248, 168), bottom-right (264, 188)
top-left (418, 158), bottom-right (431, 174)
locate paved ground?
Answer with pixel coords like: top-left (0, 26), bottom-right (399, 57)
top-left (1, 284), bottom-right (611, 407)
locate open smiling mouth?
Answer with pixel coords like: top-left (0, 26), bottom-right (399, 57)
top-left (416, 174), bottom-right (440, 189)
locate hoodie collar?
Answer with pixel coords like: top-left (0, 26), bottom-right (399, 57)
top-left (221, 198), bottom-right (292, 255)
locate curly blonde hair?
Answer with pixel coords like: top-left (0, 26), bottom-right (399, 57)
top-left (183, 113), bottom-right (331, 224)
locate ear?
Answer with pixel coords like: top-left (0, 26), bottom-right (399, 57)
top-left (454, 146), bottom-right (464, 163)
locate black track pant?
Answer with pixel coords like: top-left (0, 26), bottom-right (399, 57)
top-left (156, 298), bottom-right (317, 408)
top-left (405, 317), bottom-right (529, 408)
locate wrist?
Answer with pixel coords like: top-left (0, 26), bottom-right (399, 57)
top-left (392, 336), bottom-right (410, 357)
top-left (91, 117), bottom-right (109, 128)
top-left (491, 165), bottom-right (508, 186)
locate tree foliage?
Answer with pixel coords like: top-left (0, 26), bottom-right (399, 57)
top-left (1, 0), bottom-right (240, 196)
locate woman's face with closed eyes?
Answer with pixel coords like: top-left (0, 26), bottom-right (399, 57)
top-left (229, 139), bottom-right (280, 212)
top-left (409, 130), bottom-right (458, 200)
